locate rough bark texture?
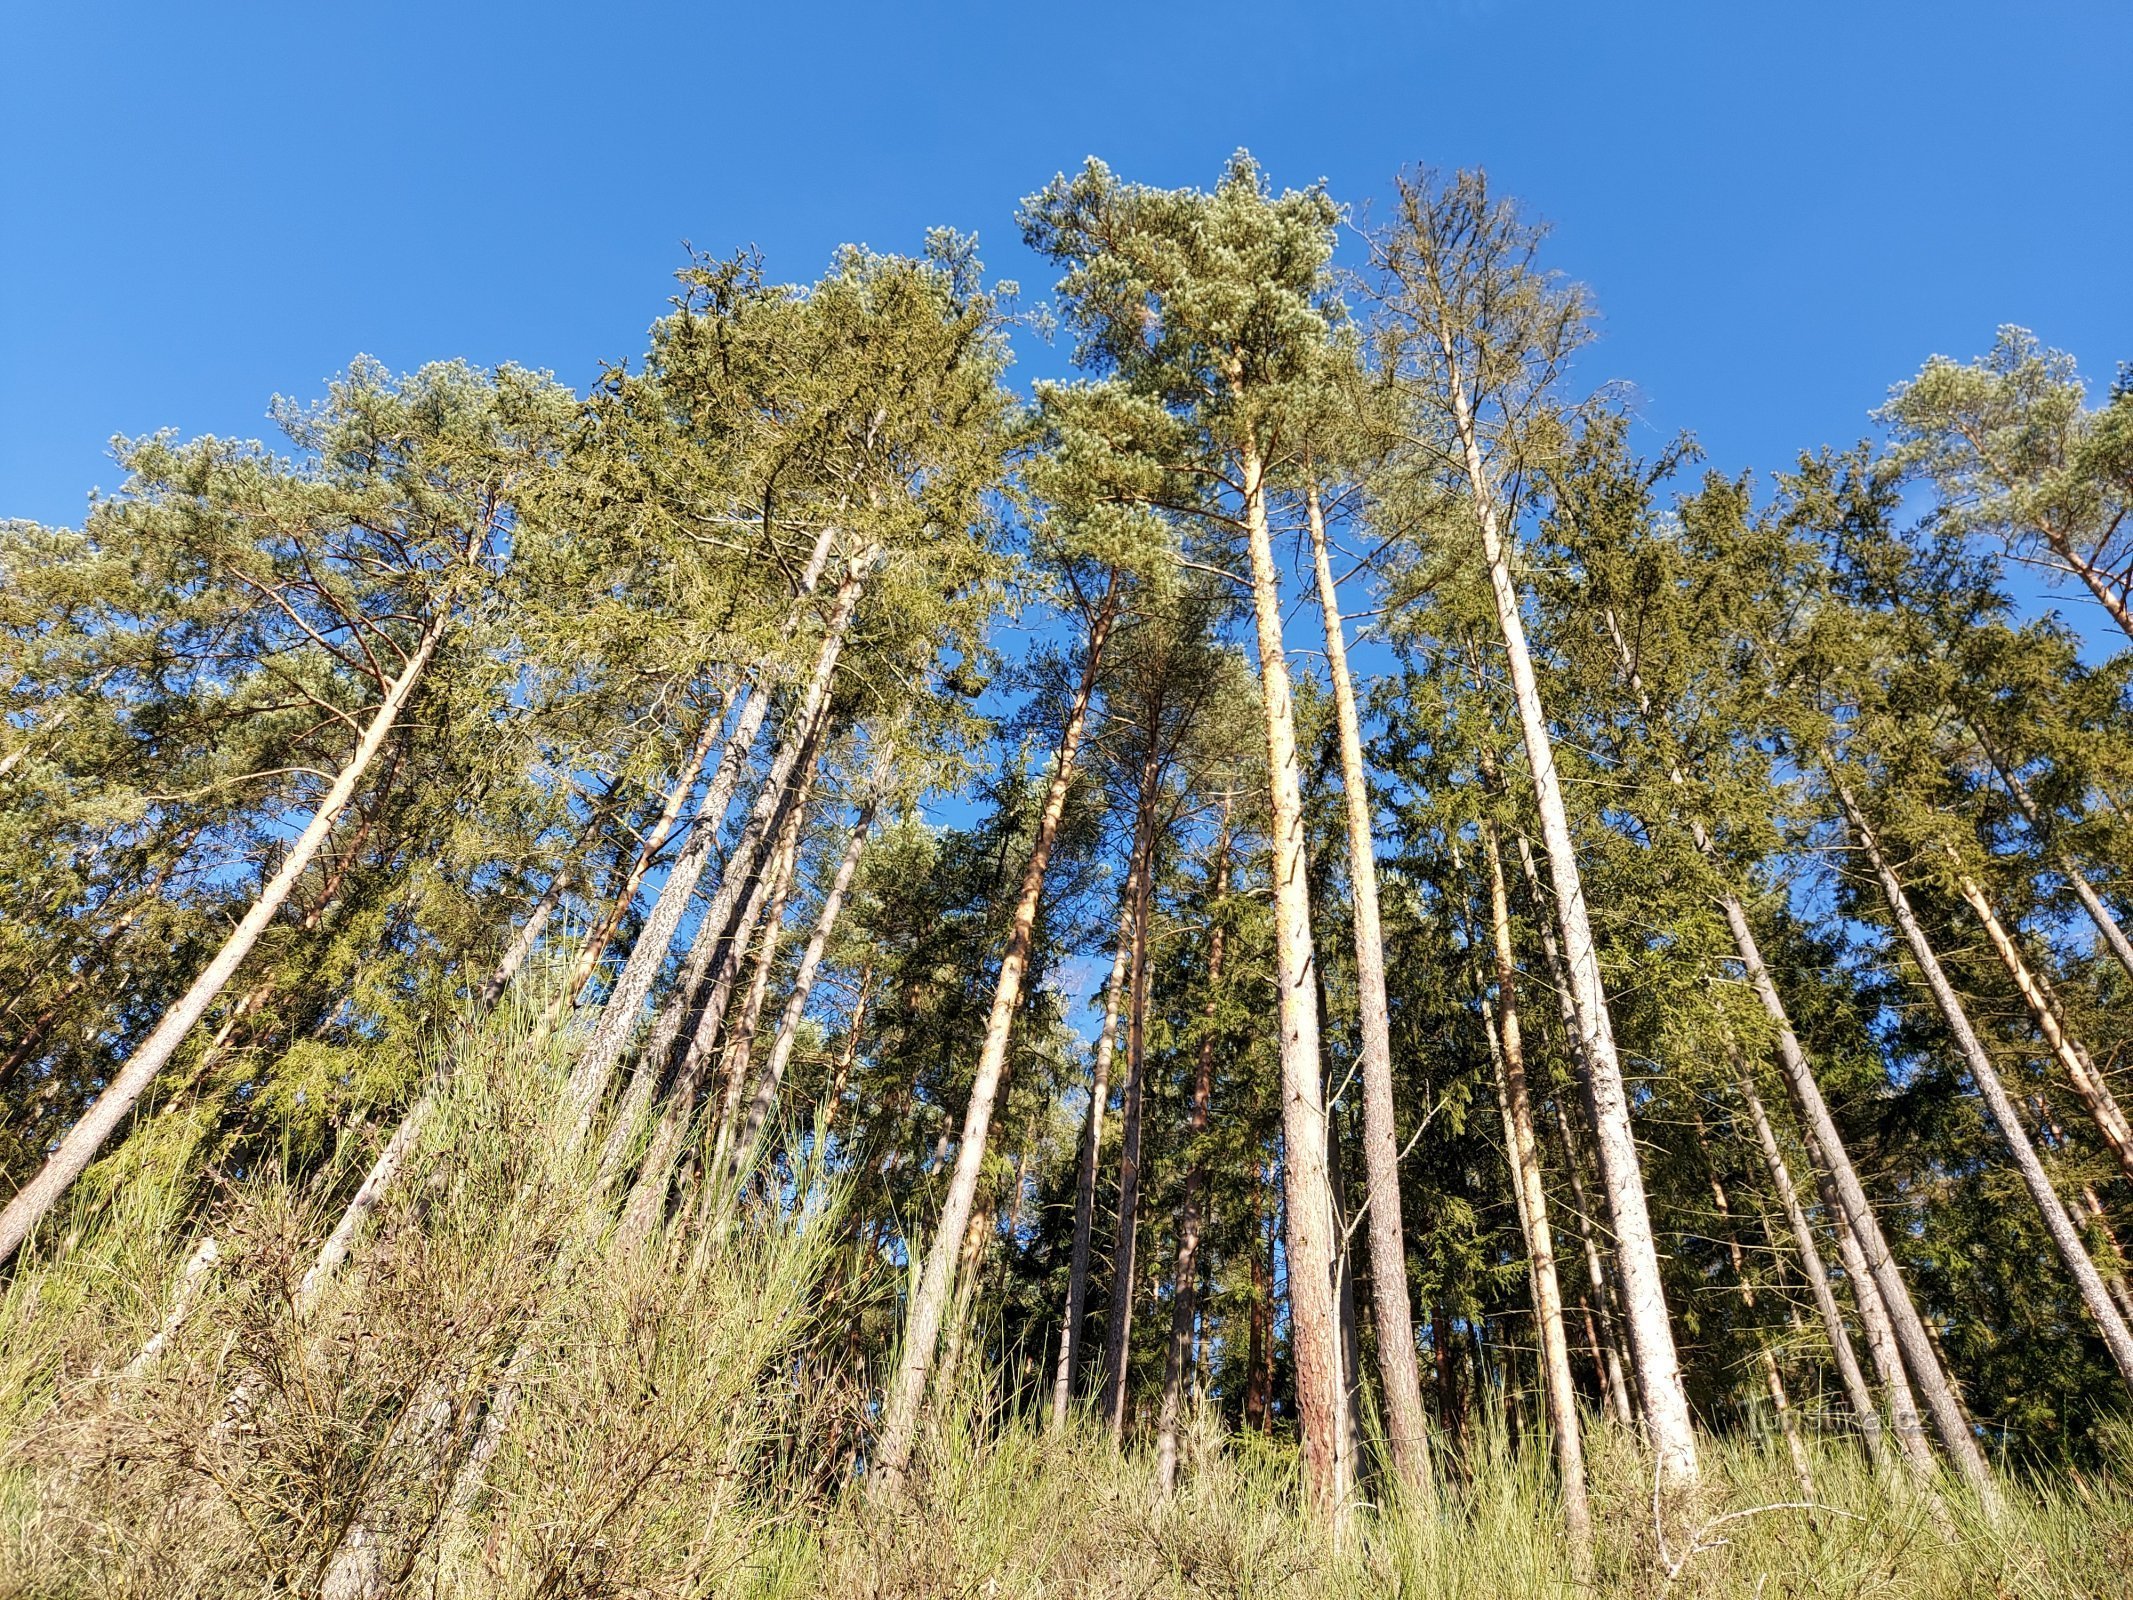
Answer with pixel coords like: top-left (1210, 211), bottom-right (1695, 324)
top-left (1482, 819), bottom-right (1591, 1552)
top-left (870, 578), bottom-right (1120, 1497)
top-left (1236, 437), bottom-right (1346, 1523)
top-left (1305, 479), bottom-right (1434, 1500)
top-left (1836, 779), bottom-right (2133, 1390)
top-left (1447, 378), bottom-right (1698, 1482)
top-left (0, 618), bottom-right (443, 1270)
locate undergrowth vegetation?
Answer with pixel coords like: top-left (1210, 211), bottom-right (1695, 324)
top-left (2, 1004), bottom-right (2127, 1600)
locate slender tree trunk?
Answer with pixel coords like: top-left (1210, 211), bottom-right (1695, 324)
top-left (1713, 887), bottom-right (1982, 1492)
top-left (621, 754), bottom-right (814, 1242)
top-left (1694, 1116), bottom-right (1817, 1500)
top-left (567, 540), bottom-right (869, 1118)
top-left (1101, 788), bottom-right (1161, 1444)
top-left (1732, 1059), bottom-right (1888, 1470)
top-left (1156, 826), bottom-right (1228, 1495)
top-left (1835, 777), bottom-right (2133, 1390)
top-left (1446, 392), bottom-right (1697, 1481)
top-left (1050, 892), bottom-right (1135, 1429)
top-left (1952, 862), bottom-right (2133, 1185)
top-left (819, 962), bottom-right (873, 1141)
top-left (725, 790), bottom-right (877, 1180)
top-left (1244, 1200), bottom-right (1274, 1433)
top-left (1305, 479), bottom-right (1434, 1499)
top-left (871, 577), bottom-right (1122, 1496)
top-left (1974, 728), bottom-right (2133, 984)
top-left (2029, 1093), bottom-right (2133, 1323)
top-left (1235, 435), bottom-right (1346, 1523)
top-left (1481, 819), bottom-right (1592, 1551)
top-left (0, 618), bottom-right (443, 1270)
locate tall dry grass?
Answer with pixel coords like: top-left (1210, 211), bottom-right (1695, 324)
top-left (1, 993), bottom-right (2128, 1598)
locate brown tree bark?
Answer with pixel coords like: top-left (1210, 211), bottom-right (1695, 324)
top-left (1305, 477), bottom-right (1435, 1500)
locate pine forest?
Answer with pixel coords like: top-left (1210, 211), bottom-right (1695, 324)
top-left (5, 156), bottom-right (2133, 1598)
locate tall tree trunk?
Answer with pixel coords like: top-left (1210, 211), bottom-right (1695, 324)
top-left (871, 576), bottom-right (1122, 1497)
top-left (1732, 1057), bottom-right (1888, 1471)
top-left (1446, 384), bottom-right (1698, 1482)
top-left (724, 789), bottom-right (877, 1181)
top-left (1951, 861), bottom-right (2133, 1185)
top-left (1050, 890), bottom-right (1136, 1429)
top-left (1481, 819), bottom-right (1592, 1551)
top-left (0, 617), bottom-right (443, 1269)
top-left (568, 540), bottom-right (870, 1118)
top-left (1244, 1194), bottom-right (1274, 1433)
top-left (1835, 777), bottom-right (2133, 1390)
top-left (1101, 787), bottom-right (1161, 1444)
top-left (1712, 886), bottom-right (1979, 1490)
top-left (1236, 433), bottom-right (1347, 1523)
top-left (1973, 727), bottom-right (2133, 984)
top-left (1305, 478), bottom-right (1434, 1500)
top-left (1156, 821), bottom-right (1229, 1495)
top-left (621, 752), bottom-right (815, 1242)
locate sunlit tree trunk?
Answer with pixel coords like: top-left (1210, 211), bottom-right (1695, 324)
top-left (1732, 1056), bottom-right (1888, 1471)
top-left (1973, 728), bottom-right (2133, 984)
top-left (1305, 478), bottom-right (1434, 1500)
top-left (568, 540), bottom-right (870, 1121)
top-left (1951, 860), bottom-right (2133, 1185)
top-left (818, 962), bottom-right (873, 1142)
top-left (1481, 818), bottom-right (1591, 1552)
top-left (0, 617), bottom-right (444, 1269)
top-left (723, 789), bottom-right (876, 1180)
top-left (1236, 431), bottom-right (1347, 1522)
top-left (871, 575), bottom-right (1122, 1497)
top-left (1446, 381), bottom-right (1696, 1482)
top-left (1835, 777), bottom-right (2133, 1391)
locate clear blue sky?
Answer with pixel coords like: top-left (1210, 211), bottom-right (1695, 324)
top-left (4, 1), bottom-right (2128, 569)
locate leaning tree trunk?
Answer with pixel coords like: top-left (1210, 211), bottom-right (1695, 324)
top-left (1481, 818), bottom-right (1592, 1555)
top-left (1973, 726), bottom-right (2133, 984)
top-left (723, 786), bottom-right (879, 1183)
top-left (871, 575), bottom-right (1123, 1498)
top-left (1156, 816), bottom-right (1230, 1496)
top-left (1694, 1116), bottom-right (1817, 1502)
top-left (1835, 777), bottom-right (2133, 1391)
top-left (1049, 890), bottom-right (1136, 1430)
top-left (1711, 882), bottom-right (1978, 1491)
top-left (1305, 477), bottom-right (1435, 1501)
top-left (1730, 1057), bottom-right (1888, 1472)
top-left (1445, 376), bottom-right (1698, 1485)
top-left (1549, 1102), bottom-right (1636, 1429)
top-left (1101, 770), bottom-right (1163, 1444)
top-left (1236, 433), bottom-right (1348, 1524)
top-left (1951, 860), bottom-right (2133, 1186)
top-left (0, 617), bottom-right (444, 1270)
top-left (567, 538), bottom-right (870, 1118)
